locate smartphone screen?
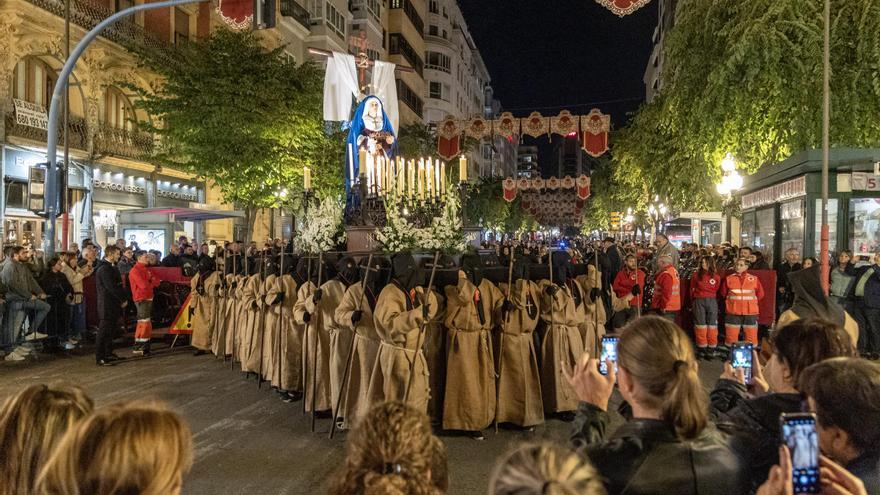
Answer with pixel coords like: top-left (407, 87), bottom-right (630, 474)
top-left (599, 336), bottom-right (619, 375)
top-left (731, 341), bottom-right (753, 381)
top-left (781, 413), bottom-right (820, 494)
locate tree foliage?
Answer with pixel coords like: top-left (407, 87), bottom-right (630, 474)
top-left (613, 0), bottom-right (880, 211)
top-left (464, 177), bottom-right (537, 235)
top-left (133, 29), bottom-right (342, 211)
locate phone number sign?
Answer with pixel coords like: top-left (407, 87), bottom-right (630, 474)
top-left (13, 99), bottom-right (49, 131)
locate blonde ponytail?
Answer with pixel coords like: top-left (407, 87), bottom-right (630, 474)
top-left (489, 442), bottom-right (606, 495)
top-left (618, 316), bottom-right (708, 440)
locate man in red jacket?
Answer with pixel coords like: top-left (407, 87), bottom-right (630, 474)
top-left (611, 254), bottom-right (646, 329)
top-left (651, 254), bottom-right (681, 321)
top-left (721, 258), bottom-right (765, 347)
top-left (128, 251), bottom-right (160, 356)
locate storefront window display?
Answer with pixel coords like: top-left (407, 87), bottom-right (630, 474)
top-left (753, 207), bottom-right (776, 267)
top-left (780, 199), bottom-right (805, 258)
top-left (740, 211), bottom-right (756, 251)
top-left (850, 198), bottom-right (880, 255)
top-left (813, 199), bottom-right (839, 256)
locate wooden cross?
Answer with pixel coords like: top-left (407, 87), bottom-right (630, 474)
top-left (348, 30), bottom-right (374, 93)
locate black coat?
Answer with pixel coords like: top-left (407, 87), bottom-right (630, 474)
top-left (848, 450), bottom-right (880, 495)
top-left (571, 403), bottom-right (750, 495)
top-left (710, 379), bottom-right (803, 490)
top-left (95, 259), bottom-right (125, 320)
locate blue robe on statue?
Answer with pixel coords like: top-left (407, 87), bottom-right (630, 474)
top-left (344, 96), bottom-right (397, 203)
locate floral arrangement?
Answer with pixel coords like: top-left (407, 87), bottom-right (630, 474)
top-left (295, 195), bottom-right (346, 253)
top-left (376, 172), bottom-right (467, 253)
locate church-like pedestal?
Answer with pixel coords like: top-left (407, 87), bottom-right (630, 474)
top-left (346, 226), bottom-right (379, 252)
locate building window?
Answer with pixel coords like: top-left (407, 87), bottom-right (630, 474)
top-left (174, 8), bottom-right (189, 45)
top-left (389, 0), bottom-right (424, 36)
top-left (425, 51), bottom-right (450, 72)
top-left (13, 58), bottom-right (56, 107)
top-left (442, 28), bottom-right (447, 39)
top-left (429, 81), bottom-right (442, 99)
top-left (325, 1), bottom-right (346, 39)
top-left (779, 198), bottom-right (805, 264)
top-left (365, 0), bottom-right (380, 21)
top-left (428, 24), bottom-right (438, 36)
top-left (428, 0), bottom-right (438, 13)
top-left (396, 78), bottom-right (423, 116)
top-left (103, 87), bottom-right (136, 131)
top-left (115, 0), bottom-right (134, 12)
top-left (389, 33), bottom-right (424, 75)
top-left (307, 0), bottom-right (323, 21)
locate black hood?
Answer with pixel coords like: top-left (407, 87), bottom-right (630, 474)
top-left (336, 256), bottom-right (360, 287)
top-left (294, 256), bottom-right (318, 286)
top-left (461, 253), bottom-right (484, 287)
top-left (512, 258), bottom-right (529, 281)
top-left (550, 251), bottom-right (572, 285)
top-left (788, 264), bottom-right (846, 326)
top-left (360, 256), bottom-right (390, 295)
top-left (392, 253), bottom-right (421, 291)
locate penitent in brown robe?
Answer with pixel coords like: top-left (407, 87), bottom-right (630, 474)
top-left (333, 283), bottom-right (380, 428)
top-left (538, 279), bottom-right (585, 414)
top-left (369, 284), bottom-right (438, 414)
top-left (277, 275), bottom-right (302, 392)
top-left (496, 280), bottom-right (544, 427)
top-left (423, 289), bottom-right (447, 423)
top-left (320, 279), bottom-right (351, 418)
top-left (442, 277), bottom-right (503, 431)
top-left (575, 265), bottom-right (607, 358)
top-left (191, 271), bottom-right (219, 351)
top-left (259, 274), bottom-right (281, 383)
top-left (294, 280), bottom-right (332, 413)
top-left (242, 274), bottom-right (267, 374)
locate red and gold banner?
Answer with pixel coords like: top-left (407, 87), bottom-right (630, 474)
top-left (437, 116), bottom-right (461, 160)
top-left (550, 110), bottom-right (578, 136)
top-left (576, 175), bottom-right (591, 200)
top-left (465, 117), bottom-right (492, 141)
top-left (217, 0), bottom-right (252, 29)
top-left (595, 0), bottom-right (653, 17)
top-left (581, 108), bottom-right (611, 157)
top-left (521, 111), bottom-right (550, 138)
top-left (502, 177), bottom-right (517, 202)
top-left (493, 112), bottom-right (519, 140)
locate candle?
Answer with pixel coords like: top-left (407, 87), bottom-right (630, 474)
top-left (440, 161), bottom-right (446, 196)
top-left (417, 159), bottom-right (425, 200)
top-left (459, 155), bottom-right (468, 183)
top-left (348, 143), bottom-right (354, 186)
top-left (408, 159), bottom-right (415, 199)
top-left (358, 149), bottom-right (367, 179)
top-left (397, 157), bottom-right (405, 196)
top-left (434, 158), bottom-right (441, 198)
top-left (426, 159), bottom-right (432, 200)
top-left (367, 154), bottom-right (374, 194)
top-left (303, 166), bottom-right (312, 191)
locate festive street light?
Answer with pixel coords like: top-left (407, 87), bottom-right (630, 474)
top-left (647, 195), bottom-right (668, 243)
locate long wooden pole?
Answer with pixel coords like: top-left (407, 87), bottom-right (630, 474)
top-left (494, 253), bottom-right (514, 434)
top-left (403, 252), bottom-right (440, 403)
top-left (310, 253), bottom-right (324, 433)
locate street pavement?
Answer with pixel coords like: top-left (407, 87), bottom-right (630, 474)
top-left (0, 345), bottom-right (725, 494)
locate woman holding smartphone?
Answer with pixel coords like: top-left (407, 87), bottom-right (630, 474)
top-left (565, 316), bottom-right (750, 494)
top-left (710, 318), bottom-right (855, 490)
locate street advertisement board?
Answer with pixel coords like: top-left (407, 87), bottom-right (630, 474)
top-left (123, 228), bottom-right (166, 256)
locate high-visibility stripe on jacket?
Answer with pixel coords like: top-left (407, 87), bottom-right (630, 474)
top-left (651, 265), bottom-right (681, 312)
top-left (722, 272), bottom-right (764, 315)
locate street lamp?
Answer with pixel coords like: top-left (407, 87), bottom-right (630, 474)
top-left (647, 195), bottom-right (668, 243)
top-left (716, 153), bottom-right (744, 244)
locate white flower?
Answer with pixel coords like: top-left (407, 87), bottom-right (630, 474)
top-left (295, 196), bottom-right (346, 253)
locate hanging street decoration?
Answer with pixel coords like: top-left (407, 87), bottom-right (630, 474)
top-left (580, 108), bottom-right (611, 157)
top-left (217, 0), bottom-right (253, 30)
top-left (435, 108), bottom-right (611, 158)
top-left (595, 0), bottom-right (653, 17)
top-left (437, 116), bottom-right (462, 160)
top-left (502, 174), bottom-right (591, 203)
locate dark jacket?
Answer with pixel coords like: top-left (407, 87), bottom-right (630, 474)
top-left (224, 253), bottom-right (244, 276)
top-left (710, 379), bottom-right (803, 490)
top-left (198, 254), bottom-right (216, 274)
top-left (847, 449), bottom-right (880, 495)
top-left (39, 271), bottom-right (73, 301)
top-left (95, 259), bottom-right (125, 320)
top-left (571, 403), bottom-right (750, 495)
top-left (852, 264), bottom-right (880, 309)
top-left (161, 253), bottom-right (183, 268)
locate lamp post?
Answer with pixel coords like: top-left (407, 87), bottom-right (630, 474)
top-left (647, 195), bottom-right (668, 244)
top-left (716, 153), bottom-right (744, 243)
top-left (624, 207), bottom-right (635, 242)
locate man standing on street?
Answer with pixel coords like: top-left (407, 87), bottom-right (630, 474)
top-left (95, 246), bottom-right (127, 366)
top-left (776, 248), bottom-right (801, 316)
top-left (851, 252), bottom-right (880, 359)
top-left (129, 251), bottom-right (160, 356)
top-left (650, 254), bottom-right (681, 321)
top-left (653, 233), bottom-right (680, 271)
top-left (611, 254), bottom-right (645, 329)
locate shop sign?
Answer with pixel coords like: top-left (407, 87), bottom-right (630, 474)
top-left (13, 99), bottom-right (48, 130)
top-left (92, 179), bottom-right (146, 194)
top-left (741, 176), bottom-right (806, 210)
top-left (157, 189), bottom-right (198, 201)
top-left (851, 172), bottom-right (880, 191)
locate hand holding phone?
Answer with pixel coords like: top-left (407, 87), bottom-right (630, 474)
top-left (599, 336), bottom-right (619, 376)
top-left (731, 341), bottom-right (754, 382)
top-left (780, 413), bottom-right (820, 494)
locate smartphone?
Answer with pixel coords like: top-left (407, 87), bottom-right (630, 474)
top-left (731, 341), bottom-right (753, 382)
top-left (780, 413), bottom-right (820, 494)
top-left (598, 336), bottom-right (619, 375)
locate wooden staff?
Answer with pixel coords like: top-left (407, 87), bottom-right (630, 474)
top-left (302, 255), bottom-right (313, 416)
top-left (494, 252), bottom-right (514, 434)
top-left (403, 251), bottom-right (440, 403)
top-left (593, 244), bottom-right (601, 352)
top-left (230, 253), bottom-right (238, 371)
top-left (329, 253), bottom-right (374, 440)
top-left (310, 252), bottom-right (325, 433)
top-left (274, 248), bottom-right (286, 393)
top-left (256, 260), bottom-right (267, 388)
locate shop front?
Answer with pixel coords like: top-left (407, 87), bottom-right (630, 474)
top-left (737, 148), bottom-right (880, 268)
top-left (90, 164), bottom-right (149, 247)
top-left (155, 175), bottom-right (205, 244)
top-left (2, 145), bottom-right (89, 248)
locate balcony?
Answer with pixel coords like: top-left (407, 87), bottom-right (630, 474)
top-left (280, 0), bottom-right (310, 29)
top-left (5, 113), bottom-right (88, 152)
top-left (389, 0), bottom-right (424, 37)
top-left (388, 33), bottom-right (424, 77)
top-left (396, 79), bottom-right (423, 117)
top-left (23, 0), bottom-right (177, 63)
top-left (93, 123), bottom-right (154, 160)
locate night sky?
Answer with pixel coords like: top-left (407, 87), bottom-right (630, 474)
top-left (458, 0), bottom-right (659, 126)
